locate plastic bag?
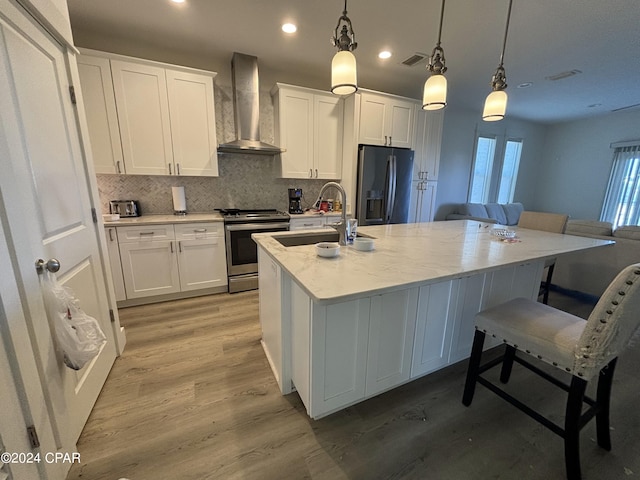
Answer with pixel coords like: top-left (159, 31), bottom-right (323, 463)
top-left (41, 270), bottom-right (107, 370)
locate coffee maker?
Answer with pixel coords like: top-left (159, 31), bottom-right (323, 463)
top-left (288, 188), bottom-right (303, 214)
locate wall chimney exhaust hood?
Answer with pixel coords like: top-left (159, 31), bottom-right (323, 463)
top-left (217, 53), bottom-right (284, 155)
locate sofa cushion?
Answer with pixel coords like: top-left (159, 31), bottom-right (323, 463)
top-left (502, 202), bottom-right (524, 225)
top-left (614, 225), bottom-right (640, 240)
top-left (459, 203), bottom-right (488, 218)
top-left (566, 219), bottom-right (613, 237)
top-left (485, 203), bottom-right (508, 225)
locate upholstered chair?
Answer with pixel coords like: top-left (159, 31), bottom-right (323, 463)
top-left (517, 211), bottom-right (569, 303)
top-left (462, 263), bottom-right (640, 480)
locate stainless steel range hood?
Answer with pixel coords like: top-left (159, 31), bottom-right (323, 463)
top-left (217, 53), bottom-right (284, 155)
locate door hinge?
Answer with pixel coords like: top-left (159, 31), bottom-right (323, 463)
top-left (109, 309), bottom-right (115, 323)
top-left (27, 425), bottom-right (40, 448)
top-left (91, 207), bottom-right (98, 223)
top-left (69, 85), bottom-right (77, 105)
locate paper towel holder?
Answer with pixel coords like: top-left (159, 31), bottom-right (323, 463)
top-left (172, 186), bottom-right (188, 215)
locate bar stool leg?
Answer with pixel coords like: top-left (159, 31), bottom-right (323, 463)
top-left (596, 358), bottom-right (617, 451)
top-left (462, 330), bottom-right (486, 406)
top-left (565, 376), bottom-right (588, 480)
top-left (500, 345), bottom-right (517, 383)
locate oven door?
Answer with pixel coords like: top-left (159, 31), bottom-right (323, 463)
top-left (225, 222), bottom-right (289, 276)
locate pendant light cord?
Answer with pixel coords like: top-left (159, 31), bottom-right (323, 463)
top-left (436, 0), bottom-right (446, 46)
top-left (498, 0), bottom-right (513, 67)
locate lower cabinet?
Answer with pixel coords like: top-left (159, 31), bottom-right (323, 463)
top-left (110, 222), bottom-right (227, 302)
top-left (282, 260), bottom-right (545, 419)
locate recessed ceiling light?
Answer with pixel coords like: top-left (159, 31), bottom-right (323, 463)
top-left (378, 51), bottom-right (392, 59)
top-left (517, 82), bottom-right (533, 89)
top-left (171, 0), bottom-right (185, 3)
top-left (282, 23), bottom-right (297, 34)
top-left (588, 103), bottom-right (602, 108)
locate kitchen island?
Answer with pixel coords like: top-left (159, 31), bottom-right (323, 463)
top-left (253, 220), bottom-right (612, 419)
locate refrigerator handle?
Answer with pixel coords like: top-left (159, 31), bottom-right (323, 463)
top-left (385, 155), bottom-right (398, 223)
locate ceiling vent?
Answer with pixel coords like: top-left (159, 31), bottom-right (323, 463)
top-left (401, 52), bottom-right (429, 67)
top-left (545, 69), bottom-right (582, 81)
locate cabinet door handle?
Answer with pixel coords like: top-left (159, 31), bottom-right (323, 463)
top-left (194, 228), bottom-right (207, 233)
top-left (389, 136), bottom-right (392, 146)
top-left (139, 231), bottom-right (154, 236)
top-left (309, 168), bottom-right (313, 178)
top-left (116, 161), bottom-right (122, 174)
top-left (178, 241), bottom-right (182, 253)
top-left (315, 168), bottom-right (318, 178)
top-left (168, 163), bottom-right (172, 175)
top-left (384, 135), bottom-right (388, 146)
top-left (108, 229), bottom-right (114, 242)
top-left (177, 163), bottom-right (181, 175)
top-left (170, 241), bottom-right (174, 253)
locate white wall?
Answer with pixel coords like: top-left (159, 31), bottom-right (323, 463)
top-left (534, 109), bottom-right (640, 220)
top-left (434, 107), bottom-right (547, 220)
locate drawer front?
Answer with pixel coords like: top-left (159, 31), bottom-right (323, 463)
top-left (290, 217), bottom-right (324, 231)
top-left (174, 222), bottom-right (223, 240)
top-left (117, 224), bottom-right (175, 243)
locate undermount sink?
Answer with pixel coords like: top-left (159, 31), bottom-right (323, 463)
top-left (274, 231), bottom-right (373, 247)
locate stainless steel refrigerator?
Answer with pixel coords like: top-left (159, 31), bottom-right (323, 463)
top-left (356, 144), bottom-right (414, 225)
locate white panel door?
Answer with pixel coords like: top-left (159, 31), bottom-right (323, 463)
top-left (111, 59), bottom-right (173, 175)
top-left (166, 69), bottom-right (218, 176)
top-left (77, 55), bottom-right (124, 174)
top-left (0, 4), bottom-right (117, 455)
top-left (177, 237), bottom-right (227, 291)
top-left (311, 298), bottom-right (370, 418)
top-left (366, 288), bottom-right (418, 396)
top-left (314, 94), bottom-right (343, 179)
top-left (412, 280), bottom-right (457, 377)
top-left (277, 88), bottom-right (314, 178)
top-left (119, 241), bottom-right (181, 298)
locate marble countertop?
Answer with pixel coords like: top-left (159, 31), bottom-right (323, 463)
top-left (253, 220), bottom-right (614, 304)
top-left (103, 213), bottom-right (223, 226)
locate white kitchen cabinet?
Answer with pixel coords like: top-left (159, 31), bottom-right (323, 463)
top-left (447, 273), bottom-right (486, 364)
top-left (118, 228), bottom-right (181, 299)
top-left (77, 56), bottom-right (124, 174)
top-left (272, 84), bottom-right (344, 179)
top-left (411, 281), bottom-right (458, 377)
top-left (413, 108), bottom-right (443, 181)
top-left (116, 223), bottom-right (227, 301)
top-left (79, 50), bottom-right (218, 177)
top-left (166, 70), bottom-right (219, 176)
top-left (358, 91), bottom-right (415, 148)
top-left (175, 223), bottom-right (227, 291)
top-left (366, 289), bottom-right (418, 396)
top-left (104, 227), bottom-right (126, 301)
top-left (409, 180), bottom-right (438, 223)
top-left (111, 59), bottom-right (174, 176)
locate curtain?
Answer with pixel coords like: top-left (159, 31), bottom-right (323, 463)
top-left (600, 145), bottom-right (640, 228)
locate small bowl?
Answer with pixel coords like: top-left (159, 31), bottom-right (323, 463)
top-left (353, 237), bottom-right (375, 251)
top-left (315, 242), bottom-right (340, 258)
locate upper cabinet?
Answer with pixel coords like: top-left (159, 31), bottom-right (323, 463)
top-left (77, 50), bottom-right (218, 177)
top-left (413, 109), bottom-right (444, 181)
top-left (272, 83), bottom-right (344, 179)
top-left (358, 91), bottom-right (415, 148)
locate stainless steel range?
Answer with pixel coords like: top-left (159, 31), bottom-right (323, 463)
top-left (221, 209), bottom-right (290, 293)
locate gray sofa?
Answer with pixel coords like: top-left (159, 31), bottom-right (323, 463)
top-left (445, 202), bottom-right (524, 226)
top-left (554, 220), bottom-right (640, 297)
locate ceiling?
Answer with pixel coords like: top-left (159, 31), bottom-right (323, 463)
top-left (66, 0), bottom-right (640, 125)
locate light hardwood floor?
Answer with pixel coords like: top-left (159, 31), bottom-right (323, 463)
top-left (66, 290), bottom-right (640, 480)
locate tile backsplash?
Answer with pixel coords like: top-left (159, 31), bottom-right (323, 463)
top-left (95, 84), bottom-right (336, 215)
top-left (96, 157), bottom-right (328, 214)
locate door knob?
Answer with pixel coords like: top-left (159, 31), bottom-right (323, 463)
top-left (35, 258), bottom-right (61, 274)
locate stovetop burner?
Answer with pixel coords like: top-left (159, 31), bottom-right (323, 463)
top-left (218, 208), bottom-right (290, 223)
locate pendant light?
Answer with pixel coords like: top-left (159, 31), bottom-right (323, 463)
top-left (482, 0), bottom-right (514, 121)
top-left (331, 0), bottom-right (358, 95)
top-left (423, 0), bottom-right (448, 110)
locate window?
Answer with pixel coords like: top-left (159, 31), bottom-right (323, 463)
top-left (469, 134), bottom-right (523, 204)
top-left (601, 144), bottom-right (640, 228)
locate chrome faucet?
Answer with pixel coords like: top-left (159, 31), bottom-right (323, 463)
top-left (317, 181), bottom-right (348, 245)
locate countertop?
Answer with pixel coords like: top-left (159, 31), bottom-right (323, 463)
top-left (253, 220), bottom-right (614, 304)
top-left (103, 213), bottom-right (224, 226)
